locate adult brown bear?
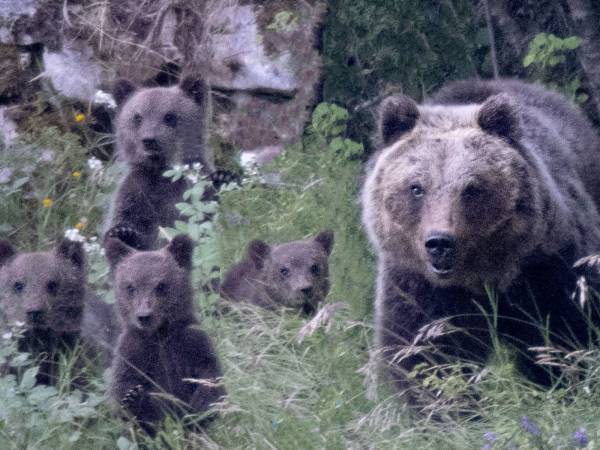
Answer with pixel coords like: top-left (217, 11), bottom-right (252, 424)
top-left (362, 79), bottom-right (600, 404)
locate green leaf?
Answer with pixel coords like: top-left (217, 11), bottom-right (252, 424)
top-left (116, 436), bottom-right (132, 450)
top-left (19, 367), bottom-right (38, 391)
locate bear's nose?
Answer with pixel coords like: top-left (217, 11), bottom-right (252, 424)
top-left (142, 139), bottom-right (161, 152)
top-left (425, 233), bottom-right (456, 259)
top-left (26, 310), bottom-right (45, 324)
top-left (301, 287), bottom-right (314, 298)
top-left (137, 314), bottom-right (153, 327)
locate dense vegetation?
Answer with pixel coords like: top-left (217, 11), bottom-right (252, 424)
top-left (2, 1), bottom-right (600, 448)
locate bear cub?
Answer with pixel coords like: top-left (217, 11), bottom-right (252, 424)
top-left (362, 78), bottom-right (600, 403)
top-left (105, 75), bottom-right (237, 251)
top-left (0, 239), bottom-right (117, 385)
top-left (220, 230), bottom-right (334, 315)
top-left (106, 235), bottom-right (225, 434)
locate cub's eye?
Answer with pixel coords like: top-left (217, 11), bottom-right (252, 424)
top-left (46, 280), bottom-right (59, 296)
top-left (155, 282), bottom-right (168, 295)
top-left (310, 264), bottom-right (320, 276)
top-left (132, 114), bottom-right (142, 127)
top-left (163, 113), bottom-right (177, 128)
top-left (463, 184), bottom-right (484, 200)
top-left (279, 267), bottom-right (290, 277)
top-left (126, 285), bottom-right (136, 297)
top-left (410, 184), bottom-right (424, 198)
top-left (13, 281), bottom-right (25, 294)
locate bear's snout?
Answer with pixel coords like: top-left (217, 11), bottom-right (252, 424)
top-left (142, 139), bottom-right (162, 153)
top-left (136, 313), bottom-right (153, 328)
top-left (424, 232), bottom-right (456, 276)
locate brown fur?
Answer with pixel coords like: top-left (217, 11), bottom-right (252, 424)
top-left (220, 231), bottom-right (334, 315)
top-left (105, 235), bottom-right (225, 434)
top-left (363, 78), bottom-right (600, 403)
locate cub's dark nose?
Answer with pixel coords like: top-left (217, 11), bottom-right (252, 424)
top-left (137, 315), bottom-right (152, 327)
top-left (142, 139), bottom-right (161, 152)
top-left (425, 233), bottom-right (456, 259)
top-left (301, 287), bottom-right (314, 298)
top-left (26, 310), bottom-right (45, 324)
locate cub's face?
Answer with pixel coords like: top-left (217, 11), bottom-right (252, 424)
top-left (0, 240), bottom-right (86, 334)
top-left (113, 76), bottom-right (212, 170)
top-left (105, 235), bottom-right (194, 332)
top-left (365, 94), bottom-right (541, 289)
top-left (247, 230), bottom-right (334, 314)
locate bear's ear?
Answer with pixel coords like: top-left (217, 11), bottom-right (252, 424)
top-left (314, 230), bottom-right (334, 256)
top-left (167, 235), bottom-right (194, 270)
top-left (247, 240), bottom-right (270, 270)
top-left (0, 240), bottom-right (16, 267)
top-left (104, 238), bottom-right (134, 269)
top-left (180, 75), bottom-right (208, 106)
top-left (378, 95), bottom-right (419, 146)
top-left (477, 93), bottom-right (522, 141)
top-left (112, 79), bottom-right (137, 107)
top-left (56, 239), bottom-right (86, 269)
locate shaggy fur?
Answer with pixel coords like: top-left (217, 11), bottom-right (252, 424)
top-left (0, 239), bottom-right (117, 384)
top-left (104, 76), bottom-right (238, 250)
top-left (106, 235), bottom-right (225, 434)
top-left (220, 231), bottom-right (334, 315)
top-left (362, 78), bottom-right (600, 402)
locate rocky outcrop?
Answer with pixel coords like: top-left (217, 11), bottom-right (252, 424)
top-left (0, 0), bottom-right (325, 162)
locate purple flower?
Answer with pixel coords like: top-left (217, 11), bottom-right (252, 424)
top-left (574, 427), bottom-right (589, 446)
top-left (484, 431), bottom-right (498, 442)
top-left (520, 416), bottom-right (541, 436)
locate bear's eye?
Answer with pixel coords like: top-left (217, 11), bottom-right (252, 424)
top-left (310, 264), bottom-right (320, 276)
top-left (155, 282), bottom-right (168, 296)
top-left (13, 281), bottom-right (25, 294)
top-left (280, 267), bottom-right (290, 277)
top-left (126, 285), bottom-right (136, 297)
top-left (46, 280), bottom-right (59, 296)
top-left (163, 112), bottom-right (177, 128)
top-left (132, 114), bottom-right (142, 127)
top-left (410, 184), bottom-right (424, 198)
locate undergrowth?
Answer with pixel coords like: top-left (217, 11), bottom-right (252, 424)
top-left (0, 101), bottom-right (599, 449)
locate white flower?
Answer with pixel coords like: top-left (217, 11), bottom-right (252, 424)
top-left (2, 332), bottom-right (12, 340)
top-left (38, 149), bottom-right (54, 162)
top-left (87, 157), bottom-right (103, 172)
top-left (93, 90), bottom-right (117, 109)
top-left (0, 167), bottom-right (12, 184)
top-left (83, 241), bottom-right (102, 254)
top-left (192, 162), bottom-right (202, 171)
top-left (64, 228), bottom-right (85, 242)
top-left (185, 173), bottom-right (199, 184)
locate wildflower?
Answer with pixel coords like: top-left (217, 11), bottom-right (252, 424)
top-left (2, 332), bottom-right (12, 340)
top-left (64, 228), bottom-right (85, 243)
top-left (574, 427), bottom-right (589, 446)
top-left (482, 431), bottom-right (498, 450)
top-left (0, 167), bottom-right (12, 184)
top-left (520, 416), bottom-right (541, 436)
top-left (74, 112), bottom-right (86, 123)
top-left (72, 171), bottom-right (82, 178)
top-left (83, 241), bottom-right (103, 255)
top-left (87, 157), bottom-right (103, 172)
top-left (93, 90), bottom-right (117, 109)
top-left (42, 197), bottom-right (53, 208)
top-left (75, 222), bottom-right (86, 231)
top-left (39, 149), bottom-right (54, 162)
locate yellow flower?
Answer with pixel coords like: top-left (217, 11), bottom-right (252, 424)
top-left (42, 198), bottom-right (53, 208)
top-left (75, 222), bottom-right (86, 231)
top-left (72, 171), bottom-right (82, 178)
top-left (74, 113), bottom-right (86, 123)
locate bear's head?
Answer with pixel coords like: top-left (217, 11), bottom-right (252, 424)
top-left (105, 234), bottom-right (195, 332)
top-left (112, 75), bottom-right (214, 171)
top-left (0, 239), bottom-right (86, 334)
top-left (246, 230), bottom-right (334, 314)
top-left (364, 94), bottom-right (545, 291)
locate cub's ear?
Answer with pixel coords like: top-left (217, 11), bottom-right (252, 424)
top-left (57, 239), bottom-right (86, 269)
top-left (378, 95), bottom-right (419, 146)
top-left (180, 75), bottom-right (208, 106)
top-left (167, 235), bottom-right (194, 270)
top-left (314, 230), bottom-right (335, 256)
top-left (477, 93), bottom-right (522, 141)
top-left (247, 240), bottom-right (270, 270)
top-left (0, 240), bottom-right (16, 267)
top-left (104, 238), bottom-right (134, 269)
top-left (112, 79), bottom-right (137, 107)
